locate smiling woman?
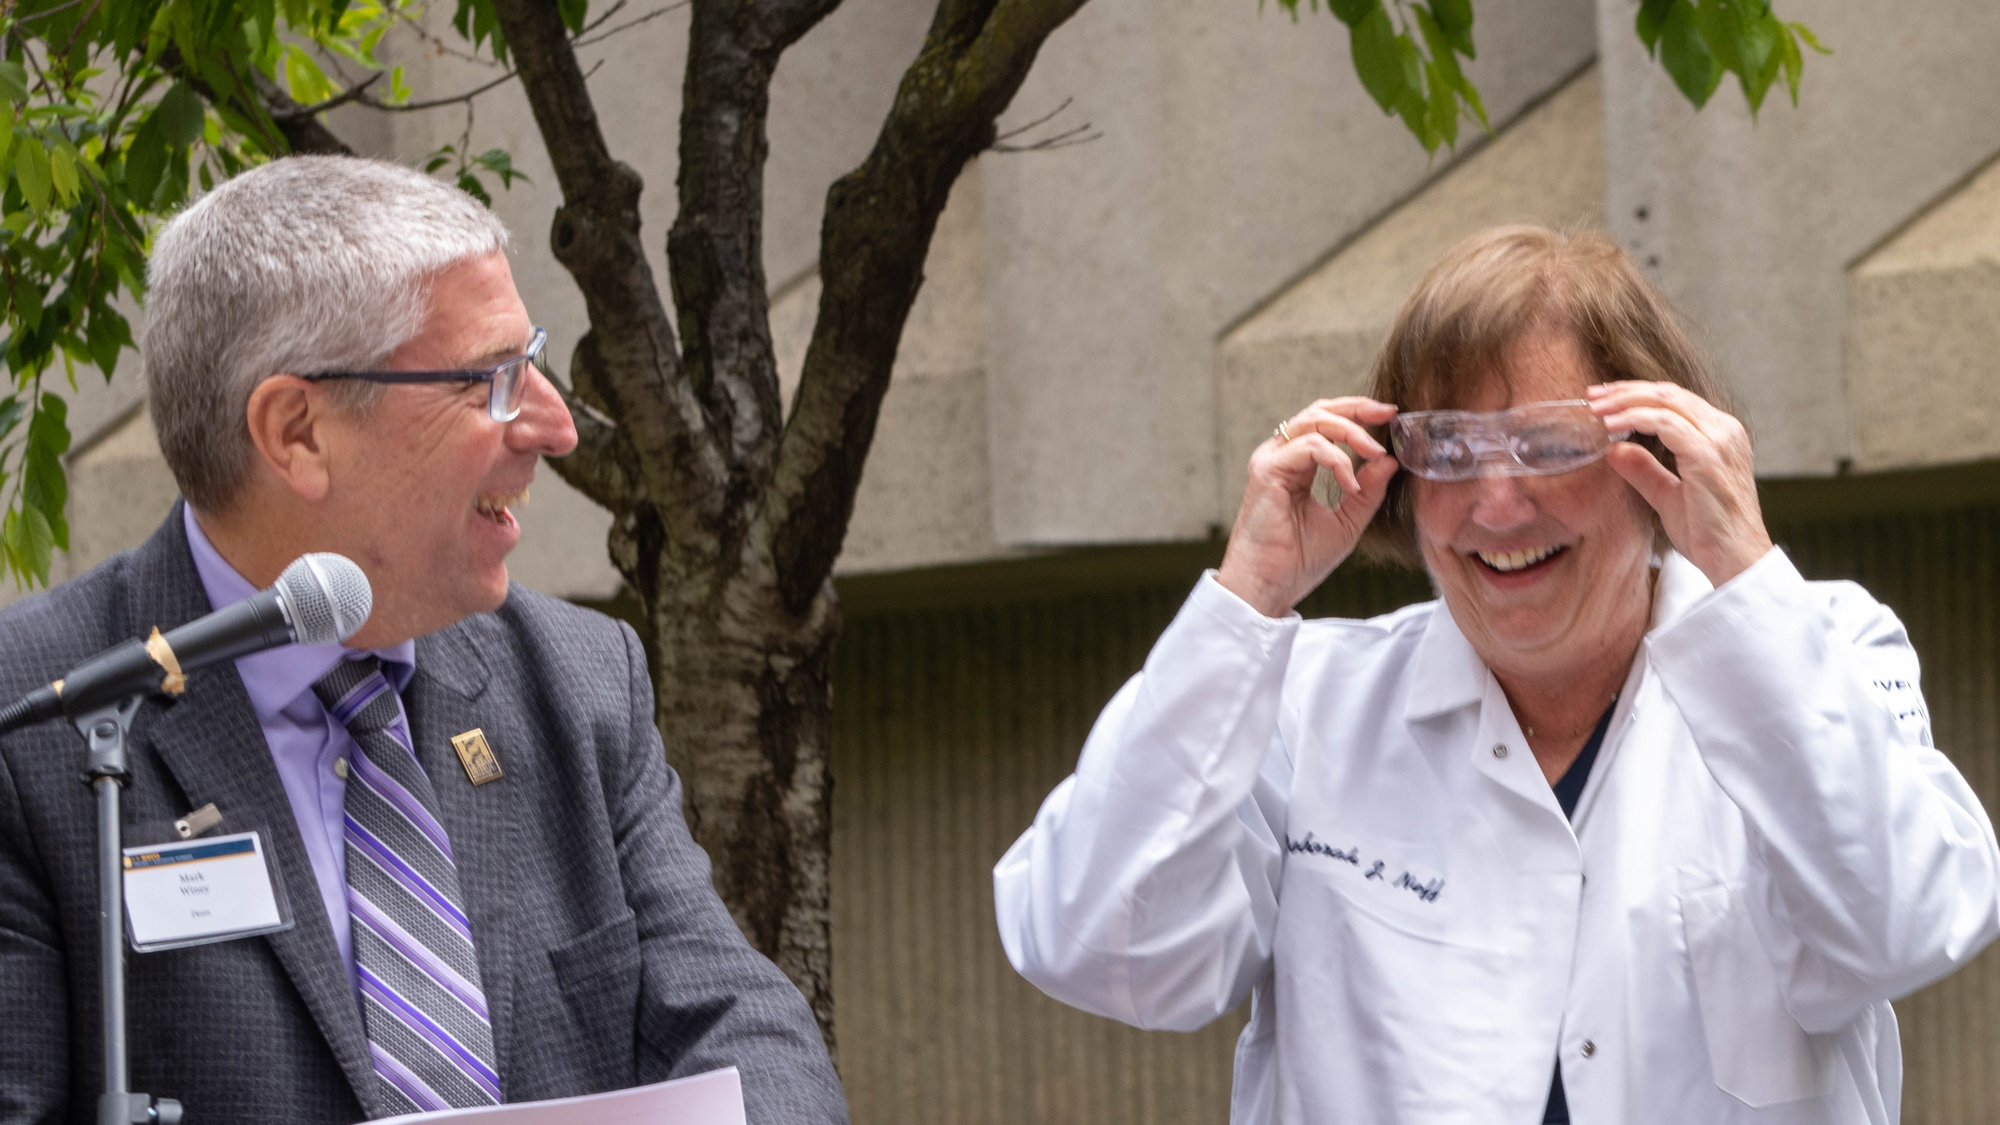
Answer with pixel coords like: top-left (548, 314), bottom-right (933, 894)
top-left (993, 225), bottom-right (2000, 1125)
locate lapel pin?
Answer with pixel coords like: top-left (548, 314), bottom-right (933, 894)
top-left (450, 728), bottom-right (505, 786)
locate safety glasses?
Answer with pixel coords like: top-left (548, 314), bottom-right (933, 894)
top-left (301, 327), bottom-right (549, 423)
top-left (1389, 399), bottom-right (1630, 482)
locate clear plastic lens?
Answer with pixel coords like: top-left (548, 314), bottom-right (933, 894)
top-left (491, 363), bottom-right (524, 422)
top-left (488, 327), bottom-right (545, 423)
top-left (1391, 399), bottom-right (1622, 482)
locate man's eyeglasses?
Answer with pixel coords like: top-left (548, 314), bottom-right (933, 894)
top-left (301, 327), bottom-right (549, 423)
top-left (1389, 399), bottom-right (1630, 482)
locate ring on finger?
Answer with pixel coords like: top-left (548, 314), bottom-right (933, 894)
top-left (1275, 419), bottom-right (1293, 443)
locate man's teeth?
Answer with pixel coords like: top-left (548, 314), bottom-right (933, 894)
top-left (476, 488), bottom-right (529, 521)
top-left (1476, 544), bottom-right (1563, 572)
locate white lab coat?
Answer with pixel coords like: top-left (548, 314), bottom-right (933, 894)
top-left (993, 549), bottom-right (2000, 1123)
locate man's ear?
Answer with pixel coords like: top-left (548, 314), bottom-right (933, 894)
top-left (243, 376), bottom-right (333, 502)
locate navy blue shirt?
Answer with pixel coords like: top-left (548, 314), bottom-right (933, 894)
top-left (1542, 700), bottom-right (1618, 1125)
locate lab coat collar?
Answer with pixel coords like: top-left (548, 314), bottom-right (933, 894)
top-left (1402, 599), bottom-right (1486, 724)
top-left (1648, 549), bottom-right (1715, 634)
top-left (1400, 550), bottom-right (1712, 726)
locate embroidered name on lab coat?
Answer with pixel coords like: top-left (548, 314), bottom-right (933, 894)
top-left (1286, 832), bottom-right (1445, 903)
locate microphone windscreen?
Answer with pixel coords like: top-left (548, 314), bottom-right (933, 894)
top-left (279, 554), bottom-right (374, 645)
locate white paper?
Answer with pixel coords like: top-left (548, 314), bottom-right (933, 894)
top-left (123, 831), bottom-right (283, 947)
top-left (373, 1067), bottom-right (746, 1125)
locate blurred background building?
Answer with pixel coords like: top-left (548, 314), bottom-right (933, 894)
top-left (16, 0), bottom-right (2000, 1119)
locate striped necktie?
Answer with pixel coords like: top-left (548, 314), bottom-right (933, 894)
top-left (314, 657), bottom-right (502, 1115)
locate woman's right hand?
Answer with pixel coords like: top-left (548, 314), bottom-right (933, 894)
top-left (1215, 397), bottom-right (1401, 617)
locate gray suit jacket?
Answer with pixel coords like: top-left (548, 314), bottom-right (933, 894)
top-left (0, 508), bottom-right (847, 1124)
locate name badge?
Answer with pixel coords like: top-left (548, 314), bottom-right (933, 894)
top-left (123, 831), bottom-right (291, 952)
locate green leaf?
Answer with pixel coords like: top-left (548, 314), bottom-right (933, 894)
top-left (2, 510), bottom-right (24, 584)
top-left (0, 395), bottom-right (26, 442)
top-left (84, 306), bottom-right (131, 377)
top-left (283, 46), bottom-right (336, 107)
top-left (48, 147), bottom-right (79, 205)
top-left (1658, 1), bottom-right (1722, 108)
top-left (23, 393), bottom-right (71, 556)
top-left (1739, 11), bottom-right (1786, 114)
top-left (1328, 0), bottom-right (1376, 27)
top-left (1430, 0), bottom-right (1474, 57)
top-left (1350, 6), bottom-right (1407, 114)
top-left (1396, 88), bottom-right (1433, 153)
top-left (557, 0), bottom-right (588, 35)
top-left (1425, 61), bottom-right (1458, 150)
top-left (1791, 21), bottom-right (1831, 55)
top-left (16, 502), bottom-right (55, 583)
top-left (156, 82), bottom-right (206, 149)
top-left (16, 142), bottom-right (53, 214)
top-left (1413, 6), bottom-right (1465, 86)
top-left (0, 61), bottom-right (27, 104)
top-left (456, 172), bottom-right (492, 207)
top-left (1776, 22), bottom-right (1804, 105)
top-left (1396, 31), bottom-right (1424, 97)
top-left (1691, 0), bottom-right (1741, 74)
top-left (0, 103), bottom-right (15, 171)
top-left (125, 113), bottom-right (169, 205)
top-left (1636, 0), bottom-right (1679, 53)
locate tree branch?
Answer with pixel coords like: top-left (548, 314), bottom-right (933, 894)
top-left (160, 46), bottom-right (354, 156)
top-left (270, 71), bottom-right (382, 121)
top-left (488, 0), bottom-right (724, 535)
top-left (545, 374), bottom-right (636, 512)
top-left (572, 1), bottom-right (688, 48)
top-left (351, 67), bottom-right (516, 112)
top-left (760, 0), bottom-right (1089, 613)
top-left (664, 0), bottom-right (843, 521)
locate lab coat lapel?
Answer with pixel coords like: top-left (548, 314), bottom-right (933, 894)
top-left (404, 619), bottom-right (524, 1092)
top-left (125, 509), bottom-right (381, 1114)
top-left (1398, 604), bottom-right (1566, 822)
top-left (1401, 604), bottom-right (1485, 725)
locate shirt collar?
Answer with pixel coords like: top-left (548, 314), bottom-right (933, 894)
top-left (1400, 549), bottom-right (1714, 724)
top-left (182, 503), bottom-right (415, 724)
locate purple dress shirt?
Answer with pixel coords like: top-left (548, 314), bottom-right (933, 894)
top-left (182, 504), bottom-right (416, 991)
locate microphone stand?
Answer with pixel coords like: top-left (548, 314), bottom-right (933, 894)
top-left (74, 696), bottom-right (183, 1125)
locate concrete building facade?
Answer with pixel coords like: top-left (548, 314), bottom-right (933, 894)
top-left (14, 0), bottom-right (2000, 1119)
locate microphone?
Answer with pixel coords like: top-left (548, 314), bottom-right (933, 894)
top-left (0, 553), bottom-right (373, 734)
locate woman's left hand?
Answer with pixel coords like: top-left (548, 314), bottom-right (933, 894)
top-left (1589, 380), bottom-right (1773, 587)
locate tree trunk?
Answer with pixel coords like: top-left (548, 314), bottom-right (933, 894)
top-left (485, 0), bottom-right (1093, 1052)
top-left (629, 531), bottom-right (842, 1042)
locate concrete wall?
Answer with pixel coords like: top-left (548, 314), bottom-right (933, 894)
top-left (1846, 156), bottom-right (2000, 473)
top-left (1596, 0), bottom-right (2000, 476)
top-left (970, 0), bottom-right (1597, 548)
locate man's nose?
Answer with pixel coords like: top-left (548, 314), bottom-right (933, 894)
top-left (506, 361), bottom-right (579, 458)
top-left (1467, 470), bottom-right (1536, 531)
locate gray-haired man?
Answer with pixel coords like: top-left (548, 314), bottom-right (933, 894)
top-left (0, 157), bottom-right (847, 1124)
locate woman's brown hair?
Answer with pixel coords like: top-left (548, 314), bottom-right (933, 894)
top-left (1355, 225), bottom-right (1739, 567)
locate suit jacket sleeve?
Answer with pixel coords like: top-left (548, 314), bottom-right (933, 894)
top-left (605, 621), bottom-right (848, 1125)
top-left (0, 736), bottom-right (68, 1124)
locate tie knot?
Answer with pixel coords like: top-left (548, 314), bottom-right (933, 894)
top-left (312, 656), bottom-right (402, 737)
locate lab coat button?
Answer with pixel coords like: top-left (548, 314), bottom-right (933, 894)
top-left (1492, 743), bottom-right (1509, 759)
top-left (1581, 1040), bottom-right (1597, 1059)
